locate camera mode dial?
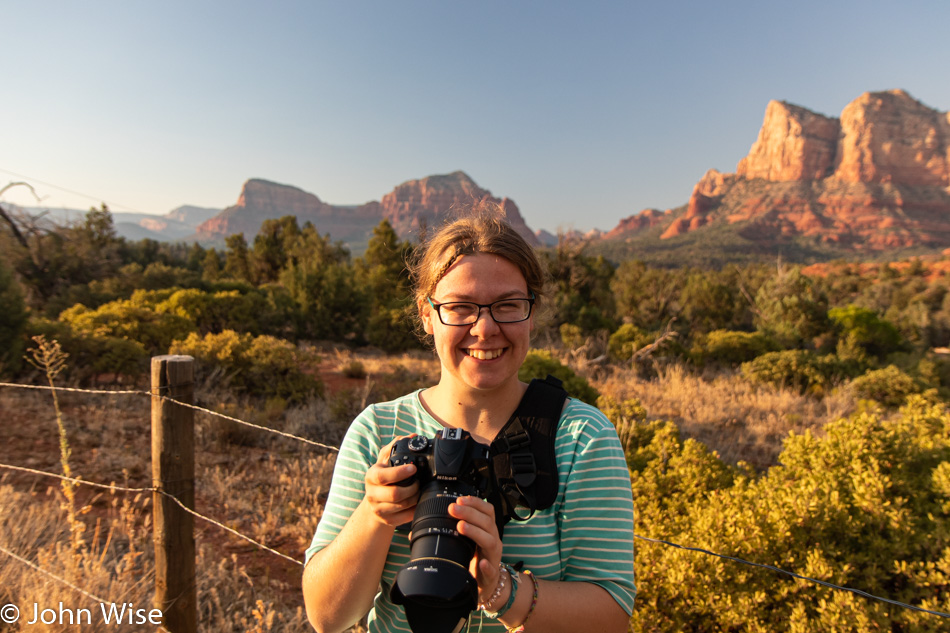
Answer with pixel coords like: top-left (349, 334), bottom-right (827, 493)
top-left (407, 436), bottom-right (430, 452)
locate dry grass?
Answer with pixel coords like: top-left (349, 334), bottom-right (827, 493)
top-left (0, 383), bottom-right (337, 632)
top-left (593, 363), bottom-right (858, 469)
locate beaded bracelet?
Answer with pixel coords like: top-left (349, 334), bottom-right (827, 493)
top-left (478, 563), bottom-right (508, 613)
top-left (506, 570), bottom-right (538, 633)
top-left (483, 563), bottom-right (519, 618)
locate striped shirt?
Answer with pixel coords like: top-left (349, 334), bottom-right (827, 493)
top-left (305, 390), bottom-right (636, 633)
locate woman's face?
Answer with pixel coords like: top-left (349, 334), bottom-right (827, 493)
top-left (422, 253), bottom-right (534, 395)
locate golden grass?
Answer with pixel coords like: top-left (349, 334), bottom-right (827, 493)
top-left (593, 363), bottom-right (858, 468)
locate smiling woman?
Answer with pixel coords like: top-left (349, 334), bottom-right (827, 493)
top-left (301, 207), bottom-right (636, 633)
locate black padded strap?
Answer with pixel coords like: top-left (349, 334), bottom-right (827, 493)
top-left (489, 375), bottom-right (567, 537)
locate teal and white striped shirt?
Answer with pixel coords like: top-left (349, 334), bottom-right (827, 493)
top-left (305, 390), bottom-right (636, 632)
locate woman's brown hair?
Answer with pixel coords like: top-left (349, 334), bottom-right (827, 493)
top-left (409, 204), bottom-right (546, 321)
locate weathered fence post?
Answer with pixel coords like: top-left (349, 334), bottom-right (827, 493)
top-left (151, 355), bottom-right (197, 633)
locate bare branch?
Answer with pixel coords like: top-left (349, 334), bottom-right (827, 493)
top-left (630, 319), bottom-right (679, 365)
top-left (0, 182), bottom-right (45, 249)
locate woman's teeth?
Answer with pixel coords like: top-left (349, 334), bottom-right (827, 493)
top-left (466, 348), bottom-right (504, 360)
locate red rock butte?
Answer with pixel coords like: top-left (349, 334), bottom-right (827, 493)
top-left (194, 170), bottom-right (539, 248)
top-left (612, 90), bottom-right (950, 251)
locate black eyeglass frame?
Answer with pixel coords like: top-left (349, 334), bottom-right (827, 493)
top-left (426, 294), bottom-right (536, 326)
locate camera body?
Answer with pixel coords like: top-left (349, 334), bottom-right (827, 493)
top-left (387, 428), bottom-right (493, 633)
top-left (389, 428), bottom-right (491, 491)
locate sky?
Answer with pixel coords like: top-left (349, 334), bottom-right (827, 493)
top-left (3, 1), bottom-right (950, 233)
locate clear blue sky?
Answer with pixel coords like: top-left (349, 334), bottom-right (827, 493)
top-left (4, 1), bottom-right (949, 233)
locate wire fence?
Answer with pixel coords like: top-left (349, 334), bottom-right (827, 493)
top-left (0, 379), bottom-right (948, 623)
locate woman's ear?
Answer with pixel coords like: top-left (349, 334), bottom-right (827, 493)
top-left (420, 299), bottom-right (435, 335)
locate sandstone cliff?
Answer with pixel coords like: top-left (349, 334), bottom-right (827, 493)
top-left (193, 172), bottom-right (539, 248)
top-left (608, 90), bottom-right (950, 253)
top-left (194, 179), bottom-right (381, 244)
top-left (380, 171), bottom-right (540, 246)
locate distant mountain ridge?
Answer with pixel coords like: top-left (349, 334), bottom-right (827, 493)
top-left (192, 171), bottom-right (541, 249)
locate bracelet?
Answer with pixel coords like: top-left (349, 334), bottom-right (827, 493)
top-left (506, 570), bottom-right (538, 633)
top-left (491, 565), bottom-right (519, 618)
top-left (482, 563), bottom-right (519, 618)
top-left (478, 563), bottom-right (508, 613)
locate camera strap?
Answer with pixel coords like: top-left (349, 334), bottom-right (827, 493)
top-left (489, 375), bottom-right (567, 538)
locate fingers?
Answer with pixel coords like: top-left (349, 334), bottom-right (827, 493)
top-left (363, 436), bottom-right (420, 527)
top-left (449, 496), bottom-right (501, 556)
top-left (371, 435), bottom-right (418, 485)
top-left (450, 498), bottom-right (504, 602)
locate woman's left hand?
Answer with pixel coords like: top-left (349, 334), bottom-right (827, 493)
top-left (449, 496), bottom-right (503, 601)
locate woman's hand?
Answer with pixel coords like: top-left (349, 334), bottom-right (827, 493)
top-left (362, 437), bottom-right (420, 528)
top-left (449, 496), bottom-right (504, 603)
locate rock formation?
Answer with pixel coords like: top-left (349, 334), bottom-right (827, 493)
top-left (604, 208), bottom-right (668, 239)
top-left (834, 90), bottom-right (950, 186)
top-left (736, 100), bottom-right (840, 181)
top-left (380, 171), bottom-right (540, 246)
top-left (193, 172), bottom-right (539, 248)
top-left (606, 90), bottom-right (950, 252)
top-left (194, 179), bottom-right (381, 244)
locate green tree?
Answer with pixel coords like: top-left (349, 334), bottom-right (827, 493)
top-left (828, 304), bottom-right (903, 360)
top-left (252, 216), bottom-right (302, 284)
top-left (280, 227), bottom-right (366, 341)
top-left (611, 260), bottom-right (681, 331)
top-left (0, 258), bottom-right (28, 375)
top-left (224, 233), bottom-right (254, 283)
top-left (754, 264), bottom-right (829, 349)
top-left (201, 248), bottom-right (223, 281)
top-left (357, 220), bottom-right (417, 351)
top-left (543, 240), bottom-right (617, 334)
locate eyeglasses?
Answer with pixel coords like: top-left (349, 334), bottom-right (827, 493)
top-left (427, 295), bottom-right (535, 326)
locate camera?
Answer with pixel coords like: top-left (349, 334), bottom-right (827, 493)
top-left (388, 428), bottom-right (493, 633)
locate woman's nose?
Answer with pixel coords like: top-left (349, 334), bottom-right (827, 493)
top-left (469, 306), bottom-right (501, 335)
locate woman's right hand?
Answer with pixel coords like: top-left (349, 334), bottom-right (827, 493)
top-left (362, 436), bottom-right (420, 528)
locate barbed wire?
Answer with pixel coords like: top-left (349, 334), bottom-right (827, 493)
top-left (0, 542), bottom-right (173, 633)
top-left (2, 380), bottom-right (948, 620)
top-left (633, 534), bottom-right (950, 618)
top-left (0, 381), bottom-right (339, 452)
top-left (0, 543), bottom-right (109, 603)
top-left (0, 462), bottom-right (302, 567)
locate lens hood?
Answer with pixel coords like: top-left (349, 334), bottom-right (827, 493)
top-left (390, 557), bottom-right (478, 633)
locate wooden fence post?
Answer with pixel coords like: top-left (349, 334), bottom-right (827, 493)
top-left (151, 355), bottom-right (197, 633)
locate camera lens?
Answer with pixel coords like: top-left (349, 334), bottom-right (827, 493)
top-left (389, 430), bottom-right (491, 633)
top-left (408, 485), bottom-right (476, 564)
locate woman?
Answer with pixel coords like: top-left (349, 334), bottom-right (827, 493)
top-left (303, 212), bottom-right (635, 633)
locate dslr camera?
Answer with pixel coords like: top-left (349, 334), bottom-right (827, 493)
top-left (388, 427), bottom-right (493, 633)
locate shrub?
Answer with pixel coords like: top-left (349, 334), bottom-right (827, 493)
top-left (829, 304), bottom-right (903, 359)
top-left (365, 307), bottom-right (418, 353)
top-left (170, 330), bottom-right (322, 402)
top-left (26, 317), bottom-right (147, 382)
top-left (754, 266), bottom-right (830, 349)
top-left (60, 298), bottom-right (196, 355)
top-left (630, 397), bottom-right (950, 631)
top-left (691, 329), bottom-right (778, 366)
top-left (156, 287), bottom-right (271, 335)
top-left (607, 323), bottom-right (650, 361)
top-left (740, 350), bottom-right (856, 395)
top-left (850, 365), bottom-right (922, 408)
top-left (559, 323), bottom-right (584, 349)
top-left (518, 349), bottom-right (600, 404)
